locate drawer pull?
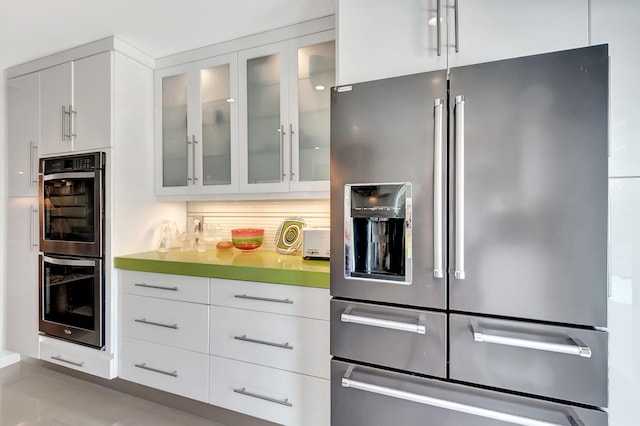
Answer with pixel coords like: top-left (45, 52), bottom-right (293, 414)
top-left (134, 318), bottom-right (179, 330)
top-left (233, 387), bottom-right (293, 407)
top-left (472, 325), bottom-right (592, 358)
top-left (234, 294), bottom-right (293, 304)
top-left (134, 282), bottom-right (179, 291)
top-left (50, 355), bottom-right (84, 367)
top-left (342, 365), bottom-right (578, 426)
top-left (341, 306), bottom-right (426, 335)
top-left (134, 362), bottom-right (178, 378)
top-left (233, 334), bottom-right (293, 350)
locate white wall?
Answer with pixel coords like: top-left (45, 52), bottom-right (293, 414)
top-left (0, 70), bottom-right (6, 349)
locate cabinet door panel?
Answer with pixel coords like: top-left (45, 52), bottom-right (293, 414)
top-left (40, 62), bottom-right (73, 155)
top-left (73, 52), bottom-right (111, 151)
top-left (448, 0), bottom-right (588, 68)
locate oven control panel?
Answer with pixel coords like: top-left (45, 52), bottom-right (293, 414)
top-left (43, 153), bottom-right (104, 174)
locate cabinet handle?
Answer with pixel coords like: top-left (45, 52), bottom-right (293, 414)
top-left (30, 206), bottom-right (39, 251)
top-left (233, 334), bottom-right (293, 350)
top-left (233, 387), bottom-right (293, 407)
top-left (134, 362), bottom-right (178, 378)
top-left (134, 318), bottom-right (178, 330)
top-left (29, 140), bottom-right (39, 186)
top-left (134, 282), bottom-right (179, 291)
top-left (454, 95), bottom-right (465, 280)
top-left (61, 105), bottom-right (67, 141)
top-left (436, 0), bottom-right (442, 56)
top-left (278, 125), bottom-right (286, 181)
top-left (342, 365), bottom-right (578, 426)
top-left (51, 355), bottom-right (84, 367)
top-left (433, 99), bottom-right (444, 278)
top-left (472, 324), bottom-right (592, 358)
top-left (70, 105), bottom-right (77, 138)
top-left (191, 135), bottom-right (198, 183)
top-left (186, 137), bottom-right (193, 182)
top-left (454, 0), bottom-right (460, 53)
top-left (234, 294), bottom-right (293, 304)
top-left (289, 123), bottom-right (294, 179)
top-left (341, 306), bottom-right (426, 335)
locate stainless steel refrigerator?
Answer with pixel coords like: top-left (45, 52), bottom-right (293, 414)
top-left (330, 45), bottom-right (608, 425)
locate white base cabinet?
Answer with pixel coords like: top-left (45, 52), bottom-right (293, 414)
top-left (39, 335), bottom-right (115, 379)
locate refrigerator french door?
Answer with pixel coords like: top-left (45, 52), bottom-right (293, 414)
top-left (330, 45), bottom-right (608, 425)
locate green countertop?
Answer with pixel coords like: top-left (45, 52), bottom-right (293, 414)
top-left (114, 248), bottom-right (330, 289)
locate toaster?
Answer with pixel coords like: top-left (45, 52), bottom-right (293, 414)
top-left (302, 227), bottom-right (330, 260)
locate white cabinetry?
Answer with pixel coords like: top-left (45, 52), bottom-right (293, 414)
top-left (155, 54), bottom-right (239, 196)
top-left (209, 279), bottom-right (330, 426)
top-left (5, 198), bottom-right (39, 358)
top-left (7, 73), bottom-right (39, 197)
top-left (337, 0), bottom-right (588, 84)
top-left (118, 271), bottom-right (210, 402)
top-left (40, 51), bottom-right (111, 155)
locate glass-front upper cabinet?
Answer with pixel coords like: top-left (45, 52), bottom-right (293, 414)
top-left (238, 31), bottom-right (335, 194)
top-left (155, 54), bottom-right (238, 196)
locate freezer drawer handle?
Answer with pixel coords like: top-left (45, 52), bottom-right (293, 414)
top-left (341, 366), bottom-right (580, 426)
top-left (233, 334), bottom-right (293, 350)
top-left (134, 318), bottom-right (179, 330)
top-left (134, 362), bottom-right (178, 378)
top-left (234, 294), bottom-right (294, 304)
top-left (341, 306), bottom-right (426, 335)
top-left (472, 325), bottom-right (592, 358)
top-left (233, 387), bottom-right (293, 407)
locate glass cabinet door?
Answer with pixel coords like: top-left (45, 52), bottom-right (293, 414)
top-left (292, 39), bottom-right (335, 187)
top-left (158, 68), bottom-right (189, 189)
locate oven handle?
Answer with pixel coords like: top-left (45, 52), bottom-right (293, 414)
top-left (341, 366), bottom-right (581, 426)
top-left (43, 255), bottom-right (97, 267)
top-left (43, 171), bottom-right (97, 181)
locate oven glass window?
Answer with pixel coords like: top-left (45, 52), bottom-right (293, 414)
top-left (42, 258), bottom-right (97, 331)
top-left (43, 177), bottom-right (95, 243)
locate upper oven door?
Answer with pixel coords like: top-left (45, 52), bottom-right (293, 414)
top-left (39, 155), bottom-right (104, 258)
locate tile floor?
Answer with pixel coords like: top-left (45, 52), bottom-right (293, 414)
top-left (0, 360), bottom-right (226, 426)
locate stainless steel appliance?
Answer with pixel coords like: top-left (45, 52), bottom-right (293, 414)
top-left (39, 152), bottom-right (106, 348)
top-left (330, 45), bottom-right (609, 425)
top-left (39, 152), bottom-right (104, 257)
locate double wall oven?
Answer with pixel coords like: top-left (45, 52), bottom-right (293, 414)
top-left (39, 152), bottom-right (105, 348)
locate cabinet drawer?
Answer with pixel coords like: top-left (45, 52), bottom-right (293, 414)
top-left (119, 270), bottom-right (209, 303)
top-left (449, 314), bottom-right (608, 407)
top-left (119, 337), bottom-right (209, 403)
top-left (210, 355), bottom-right (329, 426)
top-left (331, 300), bottom-right (446, 378)
top-left (39, 336), bottom-right (115, 379)
top-left (210, 306), bottom-right (329, 379)
top-left (120, 294), bottom-right (209, 353)
top-left (210, 278), bottom-right (329, 320)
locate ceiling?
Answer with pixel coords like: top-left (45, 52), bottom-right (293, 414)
top-left (0, 0), bottom-right (335, 70)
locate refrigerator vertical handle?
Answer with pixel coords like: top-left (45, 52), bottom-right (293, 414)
top-left (454, 95), bottom-right (465, 280)
top-left (433, 99), bottom-right (444, 278)
top-left (436, 0), bottom-right (442, 56)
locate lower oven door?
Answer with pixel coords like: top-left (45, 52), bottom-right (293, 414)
top-left (39, 254), bottom-right (103, 348)
top-left (331, 360), bottom-right (607, 426)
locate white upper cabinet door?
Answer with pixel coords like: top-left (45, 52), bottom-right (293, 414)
top-left (337, 0), bottom-right (446, 84)
top-left (40, 61), bottom-right (73, 155)
top-left (7, 73), bottom-right (40, 197)
top-left (447, 0), bottom-right (589, 68)
top-left (72, 52), bottom-right (112, 152)
top-left (592, 0), bottom-right (640, 177)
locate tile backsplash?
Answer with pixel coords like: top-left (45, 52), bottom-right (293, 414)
top-left (187, 199), bottom-right (330, 251)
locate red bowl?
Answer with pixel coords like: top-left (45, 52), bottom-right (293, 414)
top-left (231, 228), bottom-right (264, 251)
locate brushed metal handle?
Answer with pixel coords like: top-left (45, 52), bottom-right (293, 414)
top-left (436, 0), bottom-right (442, 56)
top-left (61, 105), bottom-right (67, 140)
top-left (433, 99), bottom-right (444, 278)
top-left (289, 123), bottom-right (294, 179)
top-left (70, 105), bottom-right (77, 138)
top-left (233, 334), bottom-right (293, 350)
top-left (341, 306), bottom-right (426, 335)
top-left (186, 137), bottom-right (193, 182)
top-left (30, 206), bottom-right (39, 250)
top-left (134, 318), bottom-right (178, 330)
top-left (454, 0), bottom-right (460, 53)
top-left (234, 294), bottom-right (293, 304)
top-left (191, 135), bottom-right (198, 183)
top-left (30, 140), bottom-right (39, 185)
top-left (134, 282), bottom-right (179, 291)
top-left (342, 366), bottom-right (578, 426)
top-left (454, 95), bottom-right (465, 280)
top-left (233, 387), bottom-right (292, 407)
top-left (472, 325), bottom-right (592, 358)
top-left (51, 355), bottom-right (84, 367)
top-left (134, 362), bottom-right (178, 377)
top-left (278, 125), bottom-right (286, 180)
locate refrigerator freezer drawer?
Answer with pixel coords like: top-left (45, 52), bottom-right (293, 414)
top-left (449, 314), bottom-right (608, 407)
top-left (331, 299), bottom-right (446, 378)
top-left (332, 359), bottom-right (607, 426)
